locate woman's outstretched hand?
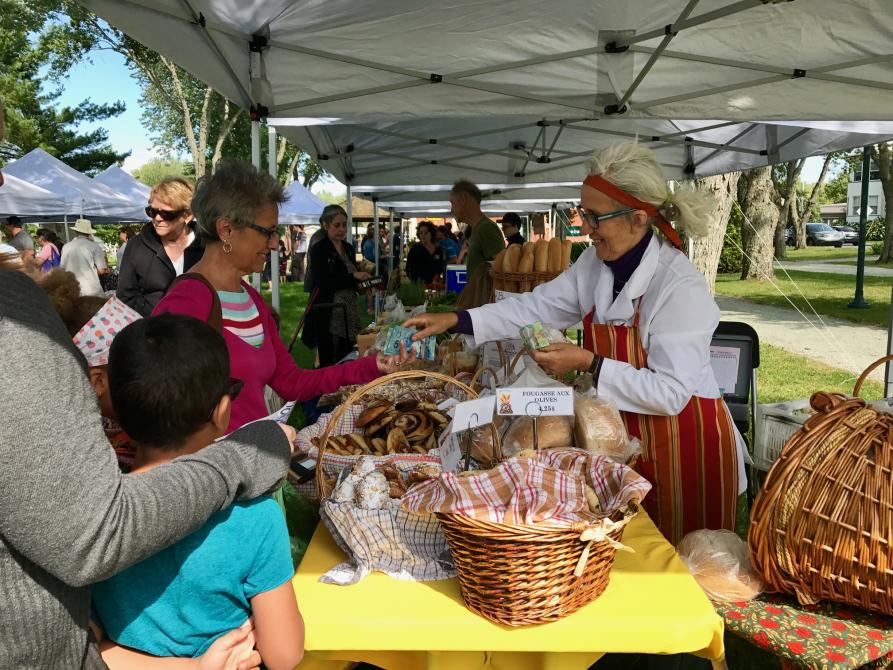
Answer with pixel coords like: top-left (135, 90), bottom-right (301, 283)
top-left (403, 312), bottom-right (458, 341)
top-left (375, 340), bottom-right (417, 374)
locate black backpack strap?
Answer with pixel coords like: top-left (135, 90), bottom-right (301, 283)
top-left (167, 272), bottom-right (223, 333)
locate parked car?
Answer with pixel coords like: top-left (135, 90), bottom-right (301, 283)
top-left (785, 227), bottom-right (795, 246)
top-left (832, 225), bottom-right (859, 245)
top-left (805, 223), bottom-right (844, 247)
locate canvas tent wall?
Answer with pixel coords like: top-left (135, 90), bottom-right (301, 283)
top-left (2, 149), bottom-right (147, 222)
top-left (79, 0), bottom-right (893, 189)
top-left (279, 180), bottom-right (327, 225)
top-left (94, 165), bottom-right (151, 206)
top-left (0, 172), bottom-right (67, 218)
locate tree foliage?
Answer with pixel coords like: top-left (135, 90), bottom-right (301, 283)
top-left (130, 158), bottom-right (192, 186)
top-left (0, 0), bottom-right (129, 173)
top-left (820, 169), bottom-right (849, 205)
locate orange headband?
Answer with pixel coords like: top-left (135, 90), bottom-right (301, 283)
top-left (582, 174), bottom-right (683, 250)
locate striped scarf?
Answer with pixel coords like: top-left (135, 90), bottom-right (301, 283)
top-left (218, 289), bottom-right (264, 348)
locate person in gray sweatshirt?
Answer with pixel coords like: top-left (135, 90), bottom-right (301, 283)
top-left (0, 269), bottom-right (296, 669)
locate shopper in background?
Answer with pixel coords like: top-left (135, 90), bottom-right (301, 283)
top-left (35, 228), bottom-right (63, 272)
top-left (115, 227), bottom-right (133, 270)
top-left (498, 212), bottom-right (526, 246)
top-left (3, 215), bottom-right (34, 266)
top-left (117, 177), bottom-right (203, 316)
top-left (61, 218), bottom-right (108, 297)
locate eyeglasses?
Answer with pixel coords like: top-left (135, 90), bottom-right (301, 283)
top-left (575, 205), bottom-right (638, 229)
top-left (145, 206), bottom-right (186, 221)
top-left (207, 378), bottom-right (244, 421)
top-left (244, 222), bottom-right (279, 242)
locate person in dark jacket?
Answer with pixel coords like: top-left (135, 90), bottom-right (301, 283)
top-left (405, 220), bottom-right (445, 284)
top-left (117, 177), bottom-right (204, 316)
top-left (302, 205), bottom-right (370, 365)
top-left (498, 212), bottom-right (526, 246)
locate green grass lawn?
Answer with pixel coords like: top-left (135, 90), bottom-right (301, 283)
top-left (715, 270), bottom-right (891, 328)
top-left (832, 259), bottom-right (893, 269)
top-left (781, 246), bottom-right (859, 262)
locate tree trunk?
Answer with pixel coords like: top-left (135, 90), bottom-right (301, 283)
top-left (875, 143), bottom-right (893, 263)
top-left (196, 87), bottom-right (212, 176)
top-left (796, 154), bottom-right (834, 249)
top-left (162, 56), bottom-right (203, 178)
top-left (210, 99), bottom-right (240, 171)
top-left (739, 166), bottom-right (779, 280)
top-left (690, 172), bottom-right (741, 293)
top-left (775, 160), bottom-right (803, 259)
top-left (286, 150), bottom-right (300, 185)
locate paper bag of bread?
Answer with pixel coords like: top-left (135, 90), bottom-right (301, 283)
top-left (573, 389), bottom-right (639, 464)
top-left (676, 529), bottom-right (764, 602)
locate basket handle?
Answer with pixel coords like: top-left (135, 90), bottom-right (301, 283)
top-left (507, 349), bottom-right (530, 378)
top-left (470, 366), bottom-right (499, 393)
top-left (315, 370), bottom-right (484, 499)
top-left (853, 354), bottom-right (893, 397)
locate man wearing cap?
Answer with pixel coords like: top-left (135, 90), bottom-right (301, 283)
top-left (61, 218), bottom-right (108, 297)
top-left (2, 216), bottom-right (35, 266)
top-left (499, 213), bottom-right (526, 246)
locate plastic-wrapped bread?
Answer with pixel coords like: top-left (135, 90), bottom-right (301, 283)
top-left (356, 470), bottom-right (390, 509)
top-left (561, 239), bottom-right (573, 270)
top-left (517, 250), bottom-right (535, 292)
top-left (502, 416), bottom-right (574, 456)
top-left (503, 244), bottom-right (522, 292)
top-left (547, 237), bottom-right (563, 272)
top-left (573, 393), bottom-right (635, 463)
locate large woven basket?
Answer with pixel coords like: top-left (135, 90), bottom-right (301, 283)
top-left (748, 354), bottom-right (893, 615)
top-left (490, 268), bottom-right (560, 296)
top-left (437, 511), bottom-right (632, 626)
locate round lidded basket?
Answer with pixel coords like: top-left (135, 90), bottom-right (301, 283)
top-left (748, 354), bottom-right (893, 615)
top-left (437, 510), bottom-right (632, 626)
top-left (315, 370), bottom-right (501, 499)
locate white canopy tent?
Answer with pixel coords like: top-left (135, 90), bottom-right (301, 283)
top-left (0, 173), bottom-right (67, 218)
top-left (279, 180), bottom-right (327, 225)
top-left (2, 149), bottom-right (148, 223)
top-left (94, 165), bottom-right (151, 206)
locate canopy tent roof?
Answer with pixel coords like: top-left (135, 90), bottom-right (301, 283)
top-left (2, 149), bottom-right (147, 221)
top-left (94, 165), bottom-right (151, 205)
top-left (0, 172), bottom-right (68, 218)
top-left (279, 180), bottom-right (327, 225)
top-left (79, 0), bottom-right (893, 188)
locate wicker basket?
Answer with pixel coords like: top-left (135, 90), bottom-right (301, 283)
top-left (748, 354), bottom-right (893, 615)
top-left (490, 269), bottom-right (561, 295)
top-left (315, 370), bottom-right (499, 499)
top-left (437, 511), bottom-right (631, 626)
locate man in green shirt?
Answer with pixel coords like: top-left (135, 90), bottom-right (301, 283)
top-left (449, 180), bottom-right (505, 275)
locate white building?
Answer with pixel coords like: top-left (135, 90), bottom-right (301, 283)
top-left (846, 161), bottom-right (886, 225)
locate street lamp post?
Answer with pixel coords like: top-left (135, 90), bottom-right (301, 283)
top-left (848, 146), bottom-right (871, 309)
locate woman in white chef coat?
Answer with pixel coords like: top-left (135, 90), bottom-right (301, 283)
top-left (406, 142), bottom-right (745, 544)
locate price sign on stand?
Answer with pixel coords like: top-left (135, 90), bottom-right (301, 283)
top-left (439, 396), bottom-right (495, 472)
top-left (494, 387), bottom-right (574, 452)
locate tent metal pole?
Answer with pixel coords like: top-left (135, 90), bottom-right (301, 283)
top-left (251, 119), bottom-right (261, 291)
top-left (268, 125), bottom-right (280, 312)
top-left (848, 146), bottom-right (871, 310)
top-left (388, 209), bottom-right (395, 276)
top-left (64, 214), bottom-right (70, 243)
top-left (373, 198), bottom-right (380, 321)
top-left (886, 283), bottom-right (893, 397)
top-left (346, 184), bottom-right (353, 245)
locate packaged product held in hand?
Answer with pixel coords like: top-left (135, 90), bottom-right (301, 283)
top-left (383, 325), bottom-right (436, 360)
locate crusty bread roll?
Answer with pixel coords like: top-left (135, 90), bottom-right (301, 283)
top-left (503, 416), bottom-right (574, 456)
top-left (574, 395), bottom-right (630, 462)
top-left (533, 239), bottom-right (549, 273)
top-left (561, 239), bottom-right (573, 270)
top-left (547, 237), bottom-right (563, 272)
top-left (517, 250), bottom-right (535, 292)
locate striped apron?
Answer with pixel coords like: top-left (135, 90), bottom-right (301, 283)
top-left (583, 305), bottom-right (738, 545)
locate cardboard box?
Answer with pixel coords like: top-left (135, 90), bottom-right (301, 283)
top-left (356, 331), bottom-right (378, 357)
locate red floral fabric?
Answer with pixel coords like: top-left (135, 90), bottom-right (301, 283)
top-left (716, 594), bottom-right (893, 669)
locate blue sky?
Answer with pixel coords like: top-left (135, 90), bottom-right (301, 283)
top-left (51, 50), bottom-right (831, 187)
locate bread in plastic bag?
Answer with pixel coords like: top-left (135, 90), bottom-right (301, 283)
top-left (676, 529), bottom-right (764, 602)
top-left (502, 415), bottom-right (574, 457)
top-left (573, 389), bottom-right (640, 464)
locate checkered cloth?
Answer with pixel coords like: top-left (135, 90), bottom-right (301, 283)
top-left (295, 405), bottom-right (440, 486)
top-left (402, 449), bottom-right (651, 527)
top-left (320, 468), bottom-right (455, 585)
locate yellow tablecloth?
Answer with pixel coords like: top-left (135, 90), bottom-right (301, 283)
top-left (293, 511), bottom-right (724, 670)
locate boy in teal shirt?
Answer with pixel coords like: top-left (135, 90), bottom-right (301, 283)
top-left (91, 313), bottom-right (304, 670)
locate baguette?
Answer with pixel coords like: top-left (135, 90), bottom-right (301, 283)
top-left (522, 241), bottom-right (535, 257)
top-left (547, 237), bottom-right (563, 272)
top-left (533, 239), bottom-right (549, 273)
top-left (492, 248), bottom-right (507, 291)
top-left (503, 244), bottom-right (522, 292)
top-left (517, 250), bottom-right (535, 292)
top-left (561, 239), bottom-right (573, 270)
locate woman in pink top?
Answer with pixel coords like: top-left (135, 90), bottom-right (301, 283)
top-left (154, 159), bottom-right (413, 432)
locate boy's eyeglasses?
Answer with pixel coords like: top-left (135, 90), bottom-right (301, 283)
top-left (146, 206), bottom-right (186, 221)
top-left (575, 205), bottom-right (638, 229)
top-left (207, 379), bottom-right (244, 421)
top-left (245, 222), bottom-right (279, 241)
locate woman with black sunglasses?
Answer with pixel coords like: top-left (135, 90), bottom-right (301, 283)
top-left (406, 142), bottom-right (747, 547)
top-left (116, 176), bottom-right (203, 316)
top-left (153, 159), bottom-right (414, 433)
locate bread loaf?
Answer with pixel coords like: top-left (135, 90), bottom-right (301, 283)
top-left (503, 244), bottom-right (522, 292)
top-left (547, 237), bottom-right (563, 272)
top-left (561, 239), bottom-right (573, 270)
top-left (517, 250), bottom-right (535, 292)
top-left (502, 416), bottom-right (574, 456)
top-left (523, 241), bottom-right (535, 257)
top-left (492, 248), bottom-right (507, 290)
top-left (533, 239), bottom-right (549, 273)
top-left (573, 394), bottom-right (631, 463)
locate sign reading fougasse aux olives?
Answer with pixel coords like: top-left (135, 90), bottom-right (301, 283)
top-left (495, 387), bottom-right (575, 417)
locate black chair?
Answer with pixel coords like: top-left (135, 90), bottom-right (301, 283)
top-left (710, 321), bottom-right (760, 500)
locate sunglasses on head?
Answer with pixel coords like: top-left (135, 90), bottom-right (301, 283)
top-left (244, 222), bottom-right (279, 241)
top-left (575, 205), bottom-right (638, 229)
top-left (206, 378), bottom-right (244, 421)
top-left (146, 206), bottom-right (187, 222)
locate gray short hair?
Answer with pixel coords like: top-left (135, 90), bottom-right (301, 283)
top-left (192, 159), bottom-right (288, 241)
